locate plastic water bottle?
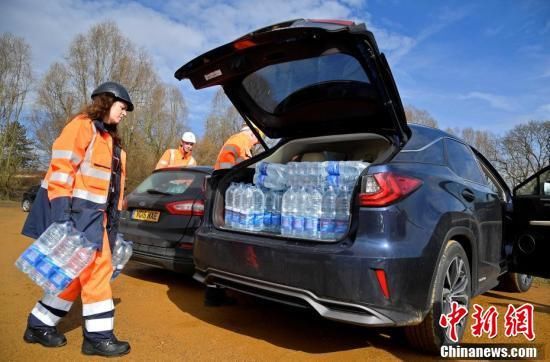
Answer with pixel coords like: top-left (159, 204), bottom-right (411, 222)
top-left (50, 231), bottom-right (81, 266)
top-left (340, 161), bottom-right (368, 186)
top-left (64, 234), bottom-right (95, 278)
top-left (263, 189), bottom-right (274, 232)
top-left (111, 233), bottom-right (133, 279)
top-left (231, 183), bottom-right (244, 229)
top-left (15, 245), bottom-right (44, 273)
top-left (324, 161), bottom-right (340, 176)
top-left (47, 267), bottom-right (73, 293)
top-left (281, 163), bottom-right (297, 236)
top-left (292, 163), bottom-right (308, 237)
top-left (253, 163), bottom-right (287, 190)
top-left (34, 256), bottom-right (61, 290)
top-left (311, 162), bottom-right (326, 190)
top-left (34, 222), bottom-right (71, 254)
top-left (271, 191), bottom-right (282, 234)
top-left (15, 243), bottom-right (58, 293)
top-left (320, 185), bottom-right (337, 240)
top-left (225, 182), bottom-right (237, 227)
top-left (251, 186), bottom-right (265, 231)
top-left (303, 163), bottom-right (322, 239)
top-left (334, 186), bottom-right (351, 239)
top-left (240, 185), bottom-right (255, 230)
top-left (304, 188), bottom-right (322, 239)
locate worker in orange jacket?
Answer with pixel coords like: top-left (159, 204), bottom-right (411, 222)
top-left (214, 125), bottom-right (260, 170)
top-left (155, 131), bottom-right (197, 169)
top-left (21, 82), bottom-right (133, 357)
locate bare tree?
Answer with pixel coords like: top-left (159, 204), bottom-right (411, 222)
top-left (31, 62), bottom-right (75, 156)
top-left (404, 105), bottom-right (438, 128)
top-left (494, 120), bottom-right (550, 186)
top-left (30, 21), bottom-right (188, 190)
top-left (0, 33), bottom-right (33, 197)
top-left (194, 88), bottom-right (243, 165)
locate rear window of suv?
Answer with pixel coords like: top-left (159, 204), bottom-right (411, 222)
top-left (135, 170), bottom-right (198, 195)
top-left (242, 52), bottom-right (370, 113)
top-left (445, 139), bottom-right (486, 184)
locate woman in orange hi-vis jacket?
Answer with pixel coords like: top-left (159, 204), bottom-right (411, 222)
top-left (21, 82), bottom-right (133, 357)
top-left (214, 125), bottom-right (260, 170)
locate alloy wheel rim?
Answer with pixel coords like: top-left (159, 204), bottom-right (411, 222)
top-left (520, 274), bottom-right (533, 287)
top-left (441, 255), bottom-right (469, 339)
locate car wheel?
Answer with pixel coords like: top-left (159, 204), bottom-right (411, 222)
top-left (405, 240), bottom-right (471, 353)
top-left (497, 273), bottom-right (533, 293)
top-left (21, 199), bottom-right (32, 212)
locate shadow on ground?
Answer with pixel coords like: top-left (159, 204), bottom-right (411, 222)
top-left (123, 262), bottom-right (435, 360)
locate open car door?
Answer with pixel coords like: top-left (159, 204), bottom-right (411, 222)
top-left (509, 165), bottom-right (550, 278)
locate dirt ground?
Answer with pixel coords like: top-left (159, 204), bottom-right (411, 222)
top-left (1, 202), bottom-right (548, 361)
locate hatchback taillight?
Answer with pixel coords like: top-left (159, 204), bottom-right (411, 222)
top-left (358, 172), bottom-right (422, 207)
top-left (165, 200), bottom-right (205, 216)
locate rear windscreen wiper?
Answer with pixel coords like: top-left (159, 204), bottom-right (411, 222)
top-left (146, 188), bottom-right (173, 195)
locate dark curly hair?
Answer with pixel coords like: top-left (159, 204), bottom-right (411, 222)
top-left (76, 93), bottom-right (122, 147)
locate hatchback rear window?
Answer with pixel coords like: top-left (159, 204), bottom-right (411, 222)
top-left (242, 52), bottom-right (370, 113)
top-left (135, 171), bottom-right (198, 195)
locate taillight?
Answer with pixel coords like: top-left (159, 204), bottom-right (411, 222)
top-left (192, 200), bottom-right (205, 216)
top-left (178, 243), bottom-right (193, 250)
top-left (165, 200), bottom-right (205, 216)
top-left (359, 172), bottom-right (422, 207)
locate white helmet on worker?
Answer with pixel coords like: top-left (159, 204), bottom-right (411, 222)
top-left (181, 131), bottom-right (196, 143)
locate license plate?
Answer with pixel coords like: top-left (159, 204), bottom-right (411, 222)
top-left (132, 209), bottom-right (160, 222)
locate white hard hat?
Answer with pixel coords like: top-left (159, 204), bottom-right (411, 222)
top-left (181, 131), bottom-right (196, 143)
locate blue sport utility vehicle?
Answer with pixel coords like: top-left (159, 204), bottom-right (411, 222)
top-left (175, 19), bottom-right (549, 352)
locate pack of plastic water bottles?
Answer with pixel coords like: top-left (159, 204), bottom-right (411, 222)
top-left (111, 233), bottom-right (133, 280)
top-left (15, 222), bottom-right (95, 295)
top-left (224, 161), bottom-right (368, 240)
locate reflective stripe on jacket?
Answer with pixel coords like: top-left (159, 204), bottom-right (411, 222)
top-left (155, 146), bottom-right (196, 169)
top-left (22, 115), bottom-right (126, 251)
top-left (214, 132), bottom-right (253, 170)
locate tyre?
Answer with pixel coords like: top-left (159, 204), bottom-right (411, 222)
top-left (405, 240), bottom-right (471, 353)
top-left (21, 198), bottom-right (32, 212)
top-left (497, 273), bottom-right (533, 293)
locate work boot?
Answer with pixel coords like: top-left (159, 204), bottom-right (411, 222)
top-left (23, 326), bottom-right (67, 347)
top-left (81, 336), bottom-right (130, 357)
top-left (204, 286), bottom-right (236, 307)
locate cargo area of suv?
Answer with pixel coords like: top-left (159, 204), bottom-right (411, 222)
top-left (211, 133), bottom-right (396, 235)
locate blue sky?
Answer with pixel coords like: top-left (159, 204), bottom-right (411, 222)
top-left (1, 0), bottom-right (549, 137)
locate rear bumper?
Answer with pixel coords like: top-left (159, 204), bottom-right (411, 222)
top-left (131, 249), bottom-right (194, 274)
top-left (193, 221), bottom-right (440, 327)
top-left (121, 224), bottom-right (197, 274)
top-left (195, 268), bottom-right (398, 326)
